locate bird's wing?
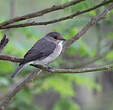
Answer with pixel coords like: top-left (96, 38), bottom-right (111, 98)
top-left (20, 38), bottom-right (56, 64)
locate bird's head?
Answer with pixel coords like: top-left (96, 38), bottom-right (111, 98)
top-left (46, 32), bottom-right (66, 42)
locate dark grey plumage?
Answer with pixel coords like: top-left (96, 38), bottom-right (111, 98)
top-left (11, 32), bottom-right (65, 78)
top-left (20, 38), bottom-right (56, 65)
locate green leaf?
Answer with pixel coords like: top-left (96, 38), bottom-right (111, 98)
top-left (108, 32), bottom-right (113, 39)
top-left (36, 75), bottom-right (75, 97)
top-left (0, 61), bottom-right (14, 74)
top-left (53, 98), bottom-right (80, 110)
top-left (106, 51), bottom-right (113, 60)
top-left (72, 39), bottom-right (96, 57)
top-left (19, 27), bottom-right (42, 41)
top-left (3, 41), bottom-right (26, 57)
top-left (89, 10), bottom-right (97, 16)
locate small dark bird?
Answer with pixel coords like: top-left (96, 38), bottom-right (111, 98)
top-left (11, 32), bottom-right (66, 78)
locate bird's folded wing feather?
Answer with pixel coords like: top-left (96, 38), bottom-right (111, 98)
top-left (20, 38), bottom-right (56, 65)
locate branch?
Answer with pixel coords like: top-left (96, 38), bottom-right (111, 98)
top-left (63, 3), bottom-right (113, 51)
top-left (0, 46), bottom-right (110, 67)
top-left (1, 62), bottom-right (113, 110)
top-left (0, 3), bottom-right (113, 110)
top-left (31, 64), bottom-right (113, 73)
top-left (0, 69), bottom-right (42, 110)
top-left (0, 55), bottom-right (23, 62)
top-left (0, 0), bottom-right (84, 27)
top-left (0, 34), bottom-right (8, 53)
top-left (0, 63), bottom-right (113, 110)
top-left (0, 0), bottom-right (113, 29)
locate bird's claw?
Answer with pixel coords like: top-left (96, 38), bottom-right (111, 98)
top-left (47, 66), bottom-right (53, 70)
top-left (44, 65), bottom-right (54, 71)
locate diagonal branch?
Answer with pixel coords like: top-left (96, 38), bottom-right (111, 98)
top-left (0, 0), bottom-right (84, 27)
top-left (0, 63), bottom-right (113, 110)
top-left (0, 0), bottom-right (113, 29)
top-left (0, 69), bottom-right (41, 110)
top-left (63, 3), bottom-right (113, 51)
top-left (0, 34), bottom-right (8, 53)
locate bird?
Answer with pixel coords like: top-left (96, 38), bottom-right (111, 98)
top-left (11, 32), bottom-right (66, 78)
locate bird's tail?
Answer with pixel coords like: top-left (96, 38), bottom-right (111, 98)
top-left (11, 64), bottom-right (25, 78)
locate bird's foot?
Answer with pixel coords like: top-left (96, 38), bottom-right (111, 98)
top-left (45, 64), bottom-right (53, 69)
top-left (45, 64), bottom-right (54, 71)
top-left (31, 64), bottom-right (54, 72)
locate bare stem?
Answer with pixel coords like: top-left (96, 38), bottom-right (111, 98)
top-left (63, 3), bottom-right (113, 50)
top-left (0, 0), bottom-right (112, 29)
top-left (31, 64), bottom-right (113, 74)
top-left (0, 0), bottom-right (84, 27)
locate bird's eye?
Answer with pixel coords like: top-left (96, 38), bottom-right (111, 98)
top-left (54, 36), bottom-right (57, 39)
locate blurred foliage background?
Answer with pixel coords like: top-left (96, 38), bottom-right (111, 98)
top-left (0, 0), bottom-right (113, 110)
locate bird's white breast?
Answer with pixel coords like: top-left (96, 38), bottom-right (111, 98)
top-left (33, 41), bottom-right (63, 65)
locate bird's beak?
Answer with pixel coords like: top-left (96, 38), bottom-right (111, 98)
top-left (59, 36), bottom-right (66, 41)
top-left (57, 35), bottom-right (66, 41)
top-left (60, 38), bottom-right (66, 41)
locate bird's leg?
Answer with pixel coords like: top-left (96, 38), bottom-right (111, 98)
top-left (45, 64), bottom-right (53, 70)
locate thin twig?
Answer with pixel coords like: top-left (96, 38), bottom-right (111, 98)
top-left (0, 0), bottom-right (84, 27)
top-left (0, 0), bottom-right (113, 29)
